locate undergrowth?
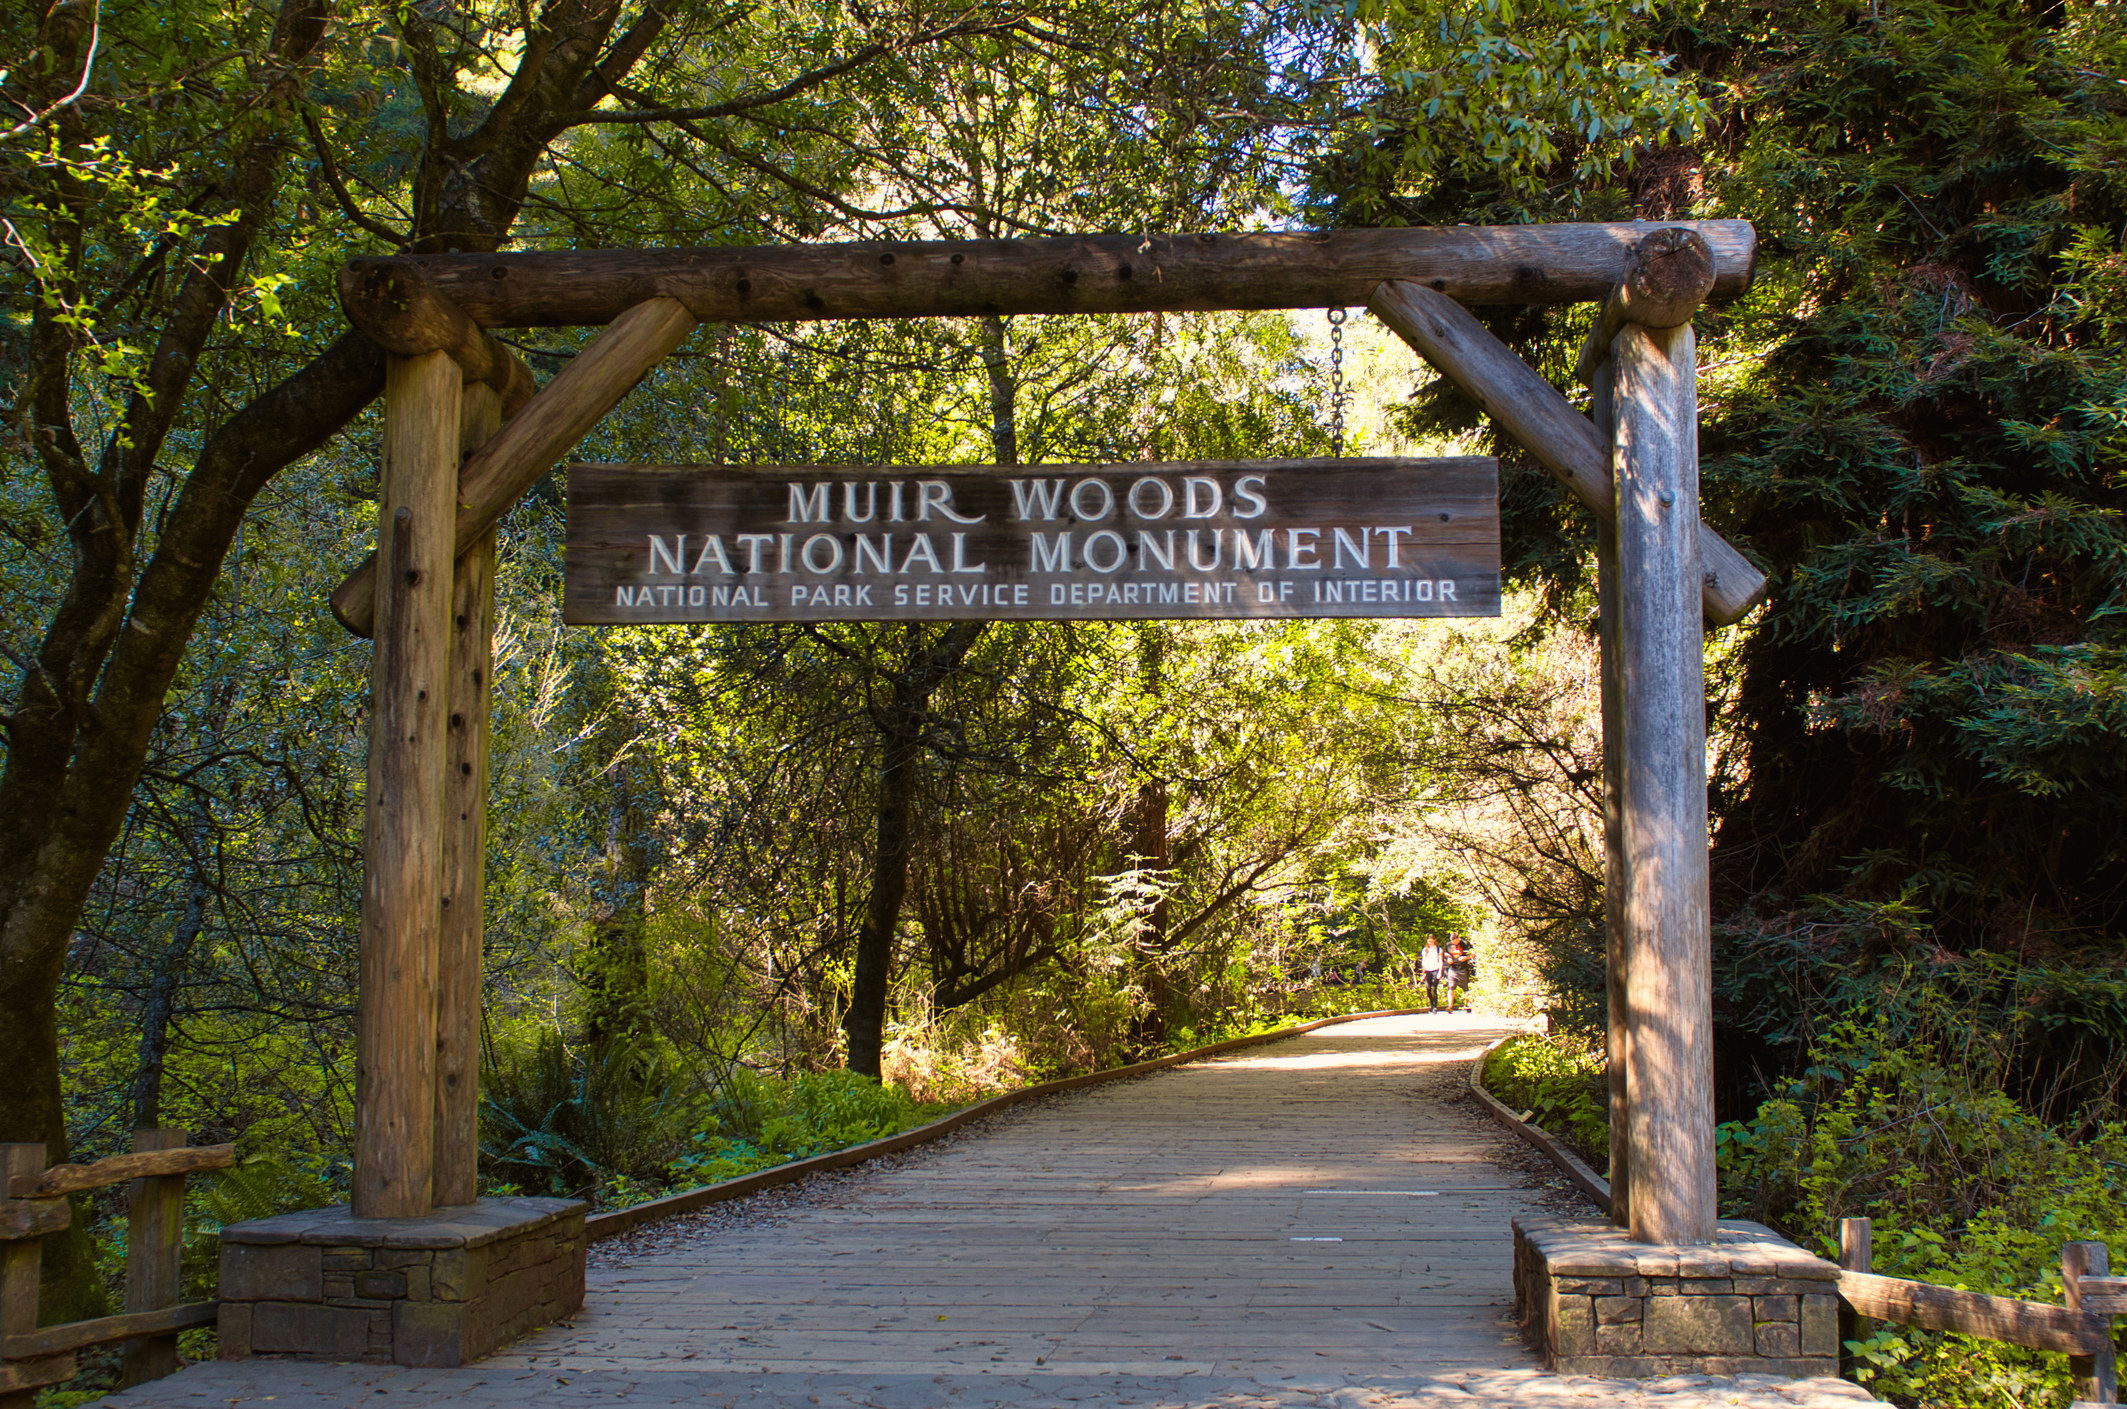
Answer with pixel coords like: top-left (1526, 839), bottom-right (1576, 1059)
top-left (1481, 1032), bottom-right (1610, 1172)
top-left (1497, 1015), bottom-right (2127, 1408)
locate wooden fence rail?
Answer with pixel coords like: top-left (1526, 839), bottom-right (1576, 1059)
top-left (1836, 1216), bottom-right (2117, 1402)
top-left (0, 1131), bottom-right (232, 1407)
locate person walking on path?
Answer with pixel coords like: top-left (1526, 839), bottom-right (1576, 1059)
top-left (1420, 935), bottom-right (1444, 1012)
top-left (1445, 933), bottom-right (1472, 1011)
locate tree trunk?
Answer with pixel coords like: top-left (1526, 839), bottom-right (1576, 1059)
top-left (0, 0), bottom-right (643, 1302)
top-left (128, 882), bottom-right (210, 1132)
top-left (583, 767), bottom-right (656, 1050)
top-left (1127, 778), bottom-right (1174, 1051)
top-left (845, 705), bottom-right (923, 1080)
top-left (1126, 626), bottom-right (1173, 1051)
top-left (977, 315), bottom-right (1018, 465)
top-left (842, 317), bottom-right (1019, 1076)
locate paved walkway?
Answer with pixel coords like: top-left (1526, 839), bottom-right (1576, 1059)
top-left (95, 1014), bottom-right (1875, 1408)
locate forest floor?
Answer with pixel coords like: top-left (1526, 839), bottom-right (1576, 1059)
top-left (88, 1014), bottom-right (1876, 1408)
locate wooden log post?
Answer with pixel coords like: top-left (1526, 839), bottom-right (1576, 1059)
top-left (330, 296), bottom-right (699, 638)
top-left (354, 352), bottom-right (462, 1220)
top-left (1368, 280), bottom-right (1765, 626)
top-left (0, 1144), bottom-right (73, 1409)
top-left (1575, 229), bottom-right (1719, 385)
top-left (1592, 358), bottom-right (1631, 1231)
top-left (1839, 1215), bottom-right (1875, 1359)
top-left (116, 1129), bottom-right (185, 1387)
top-left (2065, 1241), bottom-right (2119, 1404)
top-left (433, 385), bottom-right (501, 1209)
top-left (338, 262), bottom-right (537, 416)
top-left (1613, 320), bottom-right (1717, 1246)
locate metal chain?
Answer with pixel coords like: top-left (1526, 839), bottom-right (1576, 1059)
top-left (1327, 307), bottom-right (1348, 456)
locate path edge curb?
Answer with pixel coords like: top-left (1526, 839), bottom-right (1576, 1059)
top-left (586, 1006), bottom-right (1427, 1242)
top-left (1467, 1033), bottom-right (1614, 1215)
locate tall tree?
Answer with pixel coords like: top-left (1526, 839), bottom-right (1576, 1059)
top-left (0, 0), bottom-right (1027, 1307)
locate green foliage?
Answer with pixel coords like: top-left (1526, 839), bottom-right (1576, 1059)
top-left (1310, 0), bottom-right (1709, 214)
top-left (480, 1033), bottom-right (703, 1203)
top-left (1482, 1034), bottom-right (1609, 1170)
top-left (668, 1069), bottom-right (953, 1191)
top-left (1688, 0), bottom-right (2127, 1063)
top-left (1717, 1020), bottom-right (2127, 1406)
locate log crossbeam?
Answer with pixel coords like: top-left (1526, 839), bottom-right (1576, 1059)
top-left (343, 221), bottom-right (1756, 329)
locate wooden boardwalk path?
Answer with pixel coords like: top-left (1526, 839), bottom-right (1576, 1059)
top-left (95, 1013), bottom-right (1874, 1408)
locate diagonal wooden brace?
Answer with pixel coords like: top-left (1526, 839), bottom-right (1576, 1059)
top-left (1369, 280), bottom-right (1766, 627)
top-left (330, 296), bottom-right (700, 637)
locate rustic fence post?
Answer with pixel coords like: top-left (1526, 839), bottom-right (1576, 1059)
top-left (1838, 1215), bottom-right (1874, 1364)
top-left (117, 1128), bottom-right (187, 1387)
top-left (1613, 320), bottom-right (1717, 1246)
top-left (1, 1143), bottom-right (68, 1409)
top-left (354, 350), bottom-right (462, 1219)
top-left (2065, 1240), bottom-right (2118, 1404)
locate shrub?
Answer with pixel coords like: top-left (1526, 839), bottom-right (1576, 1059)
top-left (480, 1031), bottom-right (701, 1200)
top-left (1717, 1019), bottom-right (2127, 1408)
top-left (665, 1067), bottom-right (954, 1190)
top-left (1482, 1033), bottom-right (1610, 1172)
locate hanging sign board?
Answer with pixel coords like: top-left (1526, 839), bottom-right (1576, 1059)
top-left (564, 457), bottom-right (1499, 624)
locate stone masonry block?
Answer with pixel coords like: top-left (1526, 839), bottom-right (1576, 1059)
top-left (393, 1299), bottom-right (469, 1368)
top-left (214, 1197), bottom-right (585, 1366)
top-left (1734, 1276), bottom-right (1824, 1296)
top-left (1550, 1294), bottom-right (1596, 1357)
top-left (1517, 1218), bottom-right (1841, 1381)
top-left (356, 1270), bottom-right (408, 1300)
top-left (250, 1302), bottom-right (384, 1358)
top-left (220, 1242), bottom-right (323, 1303)
top-left (216, 1302), bottom-right (253, 1358)
top-left (486, 1262), bottom-right (548, 1321)
top-left (403, 1263), bottom-right (431, 1302)
top-left (430, 1245), bottom-right (487, 1301)
top-left (1801, 1293), bottom-right (1840, 1356)
top-left (1643, 1294), bottom-right (1755, 1356)
top-left (1756, 1321), bottom-right (1801, 1357)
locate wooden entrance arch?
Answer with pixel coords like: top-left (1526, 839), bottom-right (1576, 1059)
top-left (329, 222), bottom-right (1766, 1250)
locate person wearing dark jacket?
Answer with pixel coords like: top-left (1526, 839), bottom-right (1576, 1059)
top-left (1444, 934), bottom-right (1472, 1011)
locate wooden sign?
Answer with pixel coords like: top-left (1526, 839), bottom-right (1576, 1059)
top-left (564, 457), bottom-right (1500, 624)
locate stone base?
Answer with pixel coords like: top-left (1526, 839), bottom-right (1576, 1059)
top-left (218, 1196), bottom-right (586, 1367)
top-left (1513, 1217), bottom-right (1842, 1378)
